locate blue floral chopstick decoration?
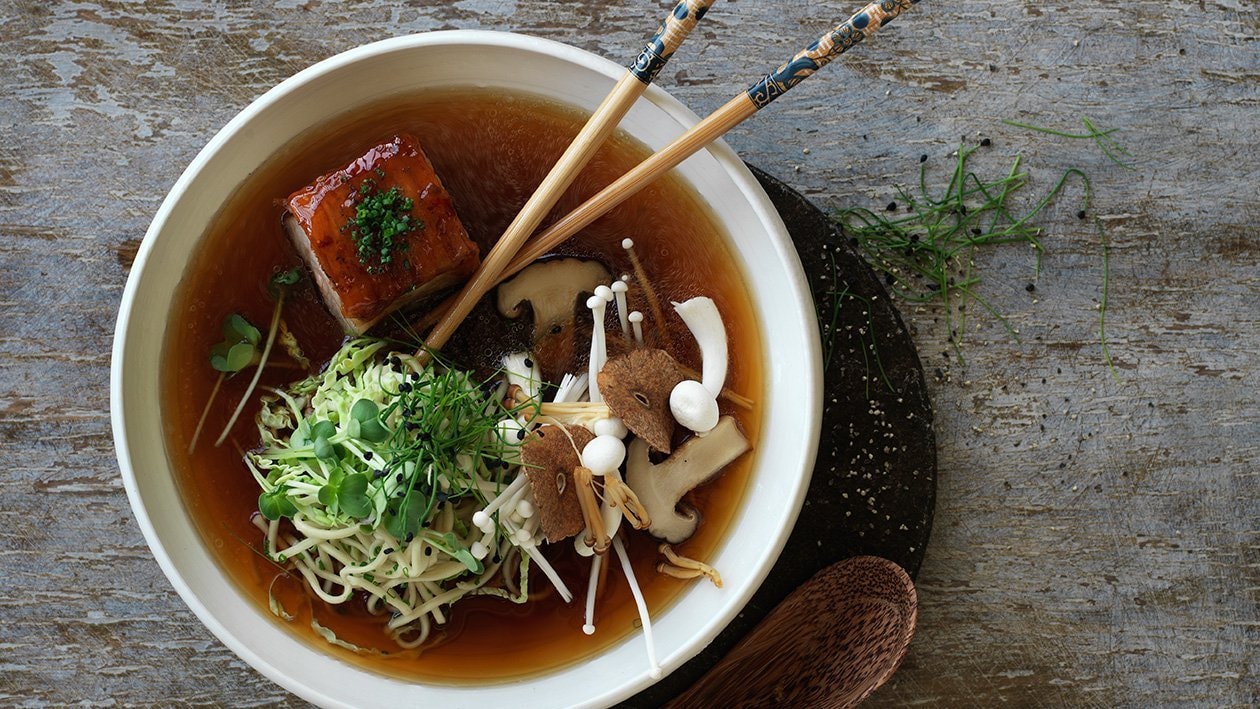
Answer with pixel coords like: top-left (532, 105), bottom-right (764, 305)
top-left (631, 0), bottom-right (718, 84)
top-left (748, 0), bottom-right (920, 109)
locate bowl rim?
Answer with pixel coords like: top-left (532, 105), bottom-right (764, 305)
top-left (112, 28), bottom-right (821, 708)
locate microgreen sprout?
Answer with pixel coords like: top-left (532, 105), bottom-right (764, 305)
top-left (188, 313), bottom-right (262, 453)
top-left (212, 268), bottom-right (305, 447)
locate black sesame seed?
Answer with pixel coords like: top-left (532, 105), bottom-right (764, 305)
top-left (1026, 283), bottom-right (1036, 293)
top-left (364, 450), bottom-right (374, 460)
top-left (492, 555), bottom-right (501, 564)
top-left (425, 547), bottom-right (433, 556)
top-left (399, 382), bottom-right (413, 393)
top-left (550, 325), bottom-right (563, 335)
top-left (384, 548), bottom-right (395, 555)
top-left (885, 201), bottom-right (898, 212)
top-left (971, 228), bottom-right (982, 236)
top-left (405, 532), bottom-right (415, 543)
top-left (919, 154), bottom-right (927, 163)
top-left (1076, 209), bottom-right (1087, 220)
top-left (980, 137), bottom-right (991, 147)
top-left (884, 273), bottom-right (895, 286)
top-left (516, 428), bottom-right (526, 441)
top-left (523, 358), bottom-right (533, 368)
top-left (396, 473), bottom-right (404, 482)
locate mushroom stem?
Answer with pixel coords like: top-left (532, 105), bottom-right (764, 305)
top-left (629, 311), bottom-right (645, 345)
top-left (678, 364), bottom-right (755, 409)
top-left (612, 280), bottom-right (631, 342)
top-left (622, 238), bottom-right (671, 350)
top-left (519, 539), bottom-right (574, 603)
top-left (587, 294), bottom-right (609, 402)
top-left (658, 543), bottom-right (723, 587)
top-left (573, 466), bottom-right (610, 554)
top-left (673, 297), bottom-right (728, 397)
top-left (625, 416), bottom-right (750, 543)
top-left (582, 553), bottom-right (603, 635)
top-left (473, 474), bottom-right (529, 533)
top-left (553, 372), bottom-right (589, 403)
top-left (604, 473), bottom-right (651, 530)
top-left (502, 351), bottom-right (543, 403)
top-left (612, 535), bottom-right (662, 680)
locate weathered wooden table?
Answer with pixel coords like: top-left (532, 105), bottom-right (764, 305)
top-left (3, 1), bottom-right (1256, 705)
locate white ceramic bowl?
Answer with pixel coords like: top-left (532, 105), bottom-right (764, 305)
top-left (112, 30), bottom-right (821, 708)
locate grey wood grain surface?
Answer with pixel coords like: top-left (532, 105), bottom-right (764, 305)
top-left (2, 0), bottom-right (1256, 706)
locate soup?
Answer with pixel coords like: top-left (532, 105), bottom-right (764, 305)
top-left (161, 89), bottom-right (763, 682)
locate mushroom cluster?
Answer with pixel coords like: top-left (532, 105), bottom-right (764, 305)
top-left (476, 240), bottom-right (753, 678)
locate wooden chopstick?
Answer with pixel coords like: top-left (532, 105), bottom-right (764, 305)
top-left (420, 0), bottom-right (718, 353)
top-left (410, 0), bottom-right (921, 340)
top-left (500, 0), bottom-right (922, 282)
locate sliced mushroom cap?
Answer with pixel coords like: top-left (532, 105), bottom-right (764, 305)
top-left (624, 415), bottom-right (751, 543)
top-left (597, 347), bottom-right (685, 453)
top-left (497, 259), bottom-right (610, 382)
top-left (520, 424), bottom-right (595, 543)
top-left (497, 258), bottom-right (610, 341)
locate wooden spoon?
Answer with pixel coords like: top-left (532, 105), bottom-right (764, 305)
top-left (667, 556), bottom-right (917, 708)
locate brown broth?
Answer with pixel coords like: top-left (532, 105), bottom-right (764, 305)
top-left (161, 89), bottom-right (763, 683)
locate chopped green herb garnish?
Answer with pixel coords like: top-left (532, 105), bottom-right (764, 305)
top-left (345, 179), bottom-right (422, 274)
top-left (1002, 115), bottom-right (1135, 170)
top-left (833, 139), bottom-right (1092, 361)
top-left (832, 122), bottom-right (1124, 375)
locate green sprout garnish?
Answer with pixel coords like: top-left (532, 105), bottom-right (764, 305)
top-left (188, 269), bottom-right (308, 454)
top-left (267, 267), bottom-right (303, 300)
top-left (317, 467), bottom-right (373, 519)
top-left (209, 314), bottom-right (261, 373)
top-left (258, 488), bottom-right (297, 521)
top-left (345, 179), bottom-right (422, 274)
top-left (189, 313), bottom-right (263, 453)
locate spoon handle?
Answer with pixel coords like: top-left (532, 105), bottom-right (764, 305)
top-left (667, 556), bottom-right (917, 709)
top-left (420, 0), bottom-right (718, 352)
top-left (501, 0), bottom-right (921, 278)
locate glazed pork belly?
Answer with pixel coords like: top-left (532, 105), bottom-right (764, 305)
top-left (284, 134), bottom-right (480, 334)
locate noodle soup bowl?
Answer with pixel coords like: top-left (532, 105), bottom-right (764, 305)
top-left (112, 30), bottom-right (821, 708)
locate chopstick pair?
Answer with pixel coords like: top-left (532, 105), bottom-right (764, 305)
top-left (422, 0), bottom-right (922, 352)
